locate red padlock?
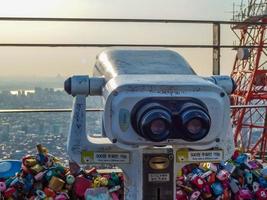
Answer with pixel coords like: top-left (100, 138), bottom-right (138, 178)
top-left (221, 180), bottom-right (229, 189)
top-left (207, 172), bottom-right (216, 184)
top-left (238, 176), bottom-right (245, 187)
top-left (256, 188), bottom-right (267, 200)
top-left (4, 187), bottom-right (16, 198)
top-left (232, 149), bottom-right (240, 160)
top-left (85, 167), bottom-right (97, 175)
top-left (73, 176), bottom-right (92, 198)
top-left (191, 176), bottom-right (205, 189)
top-left (176, 190), bottom-right (188, 200)
top-left (202, 184), bottom-right (212, 199)
top-left (177, 176), bottom-right (185, 186)
top-left (44, 187), bottom-right (56, 198)
top-left (222, 188), bottom-right (231, 200)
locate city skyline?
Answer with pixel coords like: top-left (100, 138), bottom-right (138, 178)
top-left (0, 86), bottom-right (103, 161)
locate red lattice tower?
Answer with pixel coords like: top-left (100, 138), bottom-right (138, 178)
top-left (231, 0), bottom-right (267, 161)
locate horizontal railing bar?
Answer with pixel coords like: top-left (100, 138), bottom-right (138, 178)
top-left (0, 105), bottom-right (266, 113)
top-left (230, 104), bottom-right (267, 109)
top-left (0, 108), bottom-right (103, 113)
top-left (0, 17), bottom-right (266, 25)
top-left (0, 44), bottom-right (266, 48)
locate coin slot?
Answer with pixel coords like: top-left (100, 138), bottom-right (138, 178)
top-left (149, 157), bottom-right (169, 170)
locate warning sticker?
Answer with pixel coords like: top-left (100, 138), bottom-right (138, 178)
top-left (81, 151), bottom-right (130, 164)
top-left (176, 149), bottom-right (223, 163)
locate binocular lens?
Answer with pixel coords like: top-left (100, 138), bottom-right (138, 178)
top-left (133, 100), bottom-right (210, 142)
top-left (179, 104), bottom-right (210, 141)
top-left (186, 118), bottom-right (203, 135)
top-left (150, 119), bottom-right (167, 135)
top-left (137, 107), bottom-right (172, 142)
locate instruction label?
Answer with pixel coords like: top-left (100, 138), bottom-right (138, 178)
top-left (176, 149), bottom-right (223, 163)
top-left (81, 151), bottom-right (130, 164)
top-left (148, 173), bottom-right (170, 182)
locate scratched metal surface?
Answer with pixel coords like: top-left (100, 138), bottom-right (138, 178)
top-left (94, 47), bottom-right (196, 80)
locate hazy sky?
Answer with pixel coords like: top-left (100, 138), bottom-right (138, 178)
top-left (0, 0), bottom-right (240, 77)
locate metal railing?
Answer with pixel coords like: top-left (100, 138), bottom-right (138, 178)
top-left (0, 17), bottom-right (264, 23)
top-left (0, 16), bottom-right (266, 74)
top-left (0, 105), bottom-right (266, 114)
top-left (0, 16), bottom-right (266, 24)
top-left (0, 16), bottom-right (266, 76)
top-left (0, 108), bottom-right (103, 113)
top-left (0, 17), bottom-right (266, 48)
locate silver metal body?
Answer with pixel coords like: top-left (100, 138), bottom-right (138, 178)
top-left (103, 74), bottom-right (233, 151)
top-left (65, 48), bottom-right (235, 200)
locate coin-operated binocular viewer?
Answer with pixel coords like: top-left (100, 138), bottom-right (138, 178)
top-left (64, 48), bottom-right (235, 200)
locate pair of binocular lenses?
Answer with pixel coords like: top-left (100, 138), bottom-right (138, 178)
top-left (134, 102), bottom-right (211, 142)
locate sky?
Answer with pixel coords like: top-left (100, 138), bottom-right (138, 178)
top-left (0, 0), bottom-right (241, 77)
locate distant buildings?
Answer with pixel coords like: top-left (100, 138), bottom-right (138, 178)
top-left (0, 122), bottom-right (10, 141)
top-left (0, 87), bottom-right (103, 162)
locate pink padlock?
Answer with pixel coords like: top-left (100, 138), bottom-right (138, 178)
top-left (190, 191), bottom-right (200, 200)
top-left (0, 182), bottom-right (6, 192)
top-left (111, 192), bottom-right (119, 200)
top-left (34, 170), bottom-right (46, 181)
top-left (216, 170), bottom-right (230, 181)
top-left (235, 189), bottom-right (254, 200)
top-left (55, 193), bottom-right (69, 200)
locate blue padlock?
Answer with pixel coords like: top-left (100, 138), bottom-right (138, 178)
top-left (23, 174), bottom-right (34, 193)
top-left (23, 179), bottom-right (33, 193)
top-left (261, 166), bottom-right (267, 178)
top-left (221, 161), bottom-right (236, 174)
top-left (36, 153), bottom-right (47, 165)
top-left (235, 154), bottom-right (248, 165)
top-left (258, 177), bottom-right (267, 187)
top-left (0, 160), bottom-right (21, 179)
top-left (211, 182), bottom-right (224, 196)
top-left (192, 168), bottom-right (203, 176)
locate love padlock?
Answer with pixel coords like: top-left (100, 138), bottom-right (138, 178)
top-left (191, 176), bottom-right (205, 189)
top-left (256, 188), bottom-right (267, 200)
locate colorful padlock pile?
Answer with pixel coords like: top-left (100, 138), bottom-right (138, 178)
top-left (0, 144), bottom-right (124, 200)
top-left (176, 150), bottom-right (267, 200)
